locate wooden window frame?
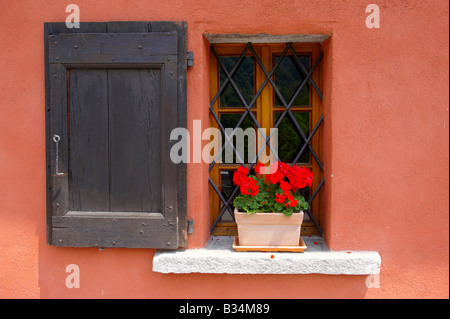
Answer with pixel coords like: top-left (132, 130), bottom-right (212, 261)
top-left (209, 42), bottom-right (323, 236)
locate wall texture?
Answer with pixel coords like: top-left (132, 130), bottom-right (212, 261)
top-left (0, 0), bottom-right (448, 299)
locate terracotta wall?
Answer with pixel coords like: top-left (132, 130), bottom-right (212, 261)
top-left (0, 0), bottom-right (448, 299)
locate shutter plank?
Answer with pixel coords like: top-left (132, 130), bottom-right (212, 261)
top-left (151, 21), bottom-right (188, 246)
top-left (69, 69), bottom-right (110, 211)
top-left (48, 63), bottom-right (70, 217)
top-left (108, 68), bottom-right (162, 212)
top-left (107, 21), bottom-right (149, 33)
top-left (48, 33), bottom-right (178, 64)
top-left (162, 61), bottom-right (179, 222)
top-left (52, 213), bottom-right (177, 248)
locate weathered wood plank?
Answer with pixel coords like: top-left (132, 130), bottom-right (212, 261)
top-left (44, 22), bottom-right (108, 36)
top-left (162, 61), bottom-right (179, 224)
top-left (150, 21), bottom-right (188, 246)
top-left (48, 33), bottom-right (178, 64)
top-left (107, 21), bottom-right (148, 33)
top-left (108, 68), bottom-right (162, 213)
top-left (52, 215), bottom-right (177, 248)
top-left (69, 69), bottom-right (110, 211)
top-left (48, 63), bottom-right (70, 217)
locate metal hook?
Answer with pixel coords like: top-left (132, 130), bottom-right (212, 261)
top-left (53, 134), bottom-right (61, 143)
top-left (53, 134), bottom-right (65, 176)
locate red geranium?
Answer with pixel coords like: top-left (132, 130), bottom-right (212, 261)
top-left (232, 161), bottom-right (312, 215)
top-left (289, 199), bottom-right (298, 207)
top-left (254, 162), bottom-right (266, 176)
top-left (266, 161), bottom-right (290, 184)
top-left (233, 166), bottom-right (249, 185)
top-left (274, 193), bottom-right (287, 203)
top-left (279, 180), bottom-right (291, 193)
top-left (287, 165), bottom-right (313, 191)
top-left (233, 166), bottom-right (259, 197)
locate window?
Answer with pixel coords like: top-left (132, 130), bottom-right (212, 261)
top-left (45, 21), bottom-right (187, 248)
top-left (209, 42), bottom-right (324, 236)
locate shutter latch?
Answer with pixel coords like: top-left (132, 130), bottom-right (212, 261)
top-left (187, 51), bottom-right (194, 67)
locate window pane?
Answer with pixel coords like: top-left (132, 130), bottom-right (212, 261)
top-left (274, 112), bottom-right (310, 163)
top-left (220, 170), bottom-right (236, 221)
top-left (220, 113), bottom-right (256, 163)
top-left (220, 169), bottom-right (236, 200)
top-left (274, 55), bottom-right (310, 106)
top-left (219, 56), bottom-right (255, 108)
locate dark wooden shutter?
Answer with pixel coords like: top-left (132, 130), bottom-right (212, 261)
top-left (44, 21), bottom-right (187, 248)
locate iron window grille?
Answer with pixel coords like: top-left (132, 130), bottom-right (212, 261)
top-left (209, 42), bottom-right (324, 235)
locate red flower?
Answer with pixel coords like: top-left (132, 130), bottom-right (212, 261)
top-left (266, 161), bottom-right (290, 185)
top-left (232, 162), bottom-right (312, 214)
top-left (248, 179), bottom-right (259, 197)
top-left (287, 166), bottom-right (313, 191)
top-left (287, 192), bottom-right (294, 201)
top-left (233, 166), bottom-right (259, 197)
top-left (239, 177), bottom-right (259, 197)
top-left (274, 193), bottom-right (286, 203)
top-left (233, 166), bottom-right (249, 187)
top-left (280, 162), bottom-right (291, 174)
top-left (279, 180), bottom-right (291, 193)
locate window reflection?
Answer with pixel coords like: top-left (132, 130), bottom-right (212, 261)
top-left (220, 113), bottom-right (256, 164)
top-left (274, 112), bottom-right (310, 163)
top-left (274, 55), bottom-right (310, 106)
top-left (219, 56), bottom-right (255, 108)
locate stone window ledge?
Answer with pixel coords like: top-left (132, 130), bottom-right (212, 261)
top-left (153, 236), bottom-right (381, 275)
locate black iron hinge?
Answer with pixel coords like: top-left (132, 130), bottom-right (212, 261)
top-left (187, 51), bottom-right (194, 67)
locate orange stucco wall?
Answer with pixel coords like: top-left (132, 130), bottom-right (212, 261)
top-left (0, 0), bottom-right (448, 299)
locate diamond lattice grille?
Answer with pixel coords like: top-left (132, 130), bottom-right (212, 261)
top-left (209, 42), bottom-right (324, 235)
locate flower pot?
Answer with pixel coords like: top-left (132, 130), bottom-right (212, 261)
top-left (234, 209), bottom-right (304, 246)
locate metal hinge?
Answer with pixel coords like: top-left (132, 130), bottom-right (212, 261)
top-left (187, 219), bottom-right (194, 234)
top-left (187, 51), bottom-right (194, 67)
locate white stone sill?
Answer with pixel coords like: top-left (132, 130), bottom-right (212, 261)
top-left (152, 236), bottom-right (381, 275)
